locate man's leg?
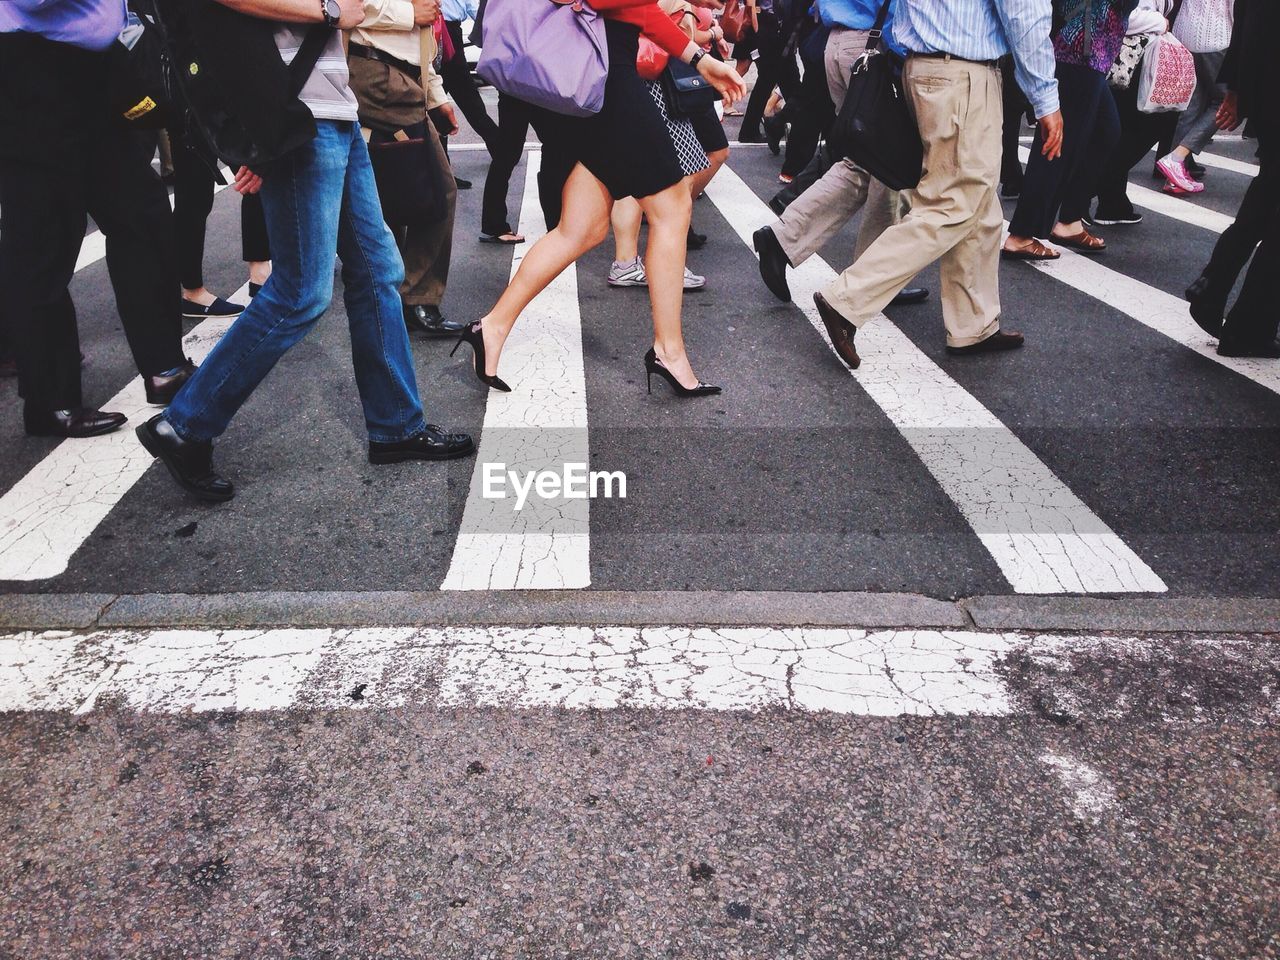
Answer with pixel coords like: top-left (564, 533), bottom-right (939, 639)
top-left (399, 120), bottom-right (458, 313)
top-left (824, 59), bottom-right (999, 331)
top-left (163, 123), bottom-right (350, 443)
top-left (336, 124), bottom-right (429, 443)
top-left (441, 20), bottom-right (499, 153)
top-left (0, 157), bottom-right (86, 418)
top-left (87, 126), bottom-right (187, 379)
top-left (481, 93), bottom-right (532, 237)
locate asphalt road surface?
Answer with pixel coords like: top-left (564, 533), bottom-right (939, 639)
top-left (1, 100), bottom-right (1278, 959)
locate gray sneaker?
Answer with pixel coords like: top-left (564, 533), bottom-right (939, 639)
top-left (607, 257), bottom-right (706, 290)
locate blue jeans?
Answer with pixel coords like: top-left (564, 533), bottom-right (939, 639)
top-left (166, 120), bottom-right (427, 444)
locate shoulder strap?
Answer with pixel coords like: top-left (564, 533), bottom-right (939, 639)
top-left (287, 24), bottom-right (334, 97)
top-left (868, 0), bottom-right (892, 50)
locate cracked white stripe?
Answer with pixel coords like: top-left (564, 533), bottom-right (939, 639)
top-left (442, 152), bottom-right (591, 590)
top-left (706, 167), bottom-right (1165, 595)
top-left (0, 284), bottom-right (249, 581)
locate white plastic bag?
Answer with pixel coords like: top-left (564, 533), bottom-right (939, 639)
top-left (1136, 32), bottom-right (1197, 113)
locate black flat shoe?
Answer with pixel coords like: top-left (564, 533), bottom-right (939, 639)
top-left (1217, 338), bottom-right (1280, 359)
top-left (182, 297), bottom-right (246, 320)
top-left (946, 329), bottom-right (1025, 355)
top-left (687, 225), bottom-right (708, 250)
top-left (454, 176), bottom-right (473, 190)
top-left (369, 425), bottom-right (476, 464)
top-left (753, 225), bottom-right (791, 303)
top-left (763, 113), bottom-right (786, 155)
top-left (405, 304), bottom-right (465, 339)
top-left (1185, 275), bottom-right (1226, 338)
top-left (812, 292), bottom-right (860, 370)
top-left (135, 414), bottom-right (234, 502)
top-left (450, 321), bottom-right (512, 392)
top-left (144, 358), bottom-right (198, 406)
top-left (644, 347), bottom-right (720, 397)
top-left (24, 407), bottom-right (127, 439)
top-left (248, 282), bottom-right (264, 298)
top-left (890, 287), bottom-right (929, 306)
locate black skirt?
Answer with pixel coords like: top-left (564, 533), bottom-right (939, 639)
top-left (533, 19), bottom-right (686, 201)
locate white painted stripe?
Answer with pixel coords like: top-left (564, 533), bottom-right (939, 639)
top-left (4, 626), bottom-right (1274, 718)
top-left (0, 283), bottom-right (250, 581)
top-left (447, 140), bottom-right (776, 153)
top-left (1018, 244), bottom-right (1280, 398)
top-left (76, 166), bottom-right (232, 274)
top-left (1017, 146), bottom-right (1233, 234)
top-left (0, 626), bottom-right (1022, 715)
top-left (441, 152), bottom-right (592, 590)
top-left (1039, 752), bottom-right (1119, 824)
top-left (1196, 149), bottom-right (1260, 178)
top-left (706, 167), bottom-right (1166, 595)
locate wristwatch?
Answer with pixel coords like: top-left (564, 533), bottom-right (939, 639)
top-left (689, 50), bottom-right (706, 69)
top-left (320, 0), bottom-right (341, 27)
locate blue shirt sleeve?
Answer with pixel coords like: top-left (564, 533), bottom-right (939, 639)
top-left (994, 0), bottom-right (1060, 117)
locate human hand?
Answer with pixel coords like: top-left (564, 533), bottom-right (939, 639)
top-left (697, 53), bottom-right (747, 107)
top-left (1038, 109), bottom-right (1063, 161)
top-left (232, 166), bottom-right (263, 195)
top-left (431, 102), bottom-right (459, 135)
top-left (412, 0), bottom-right (439, 27)
top-left (337, 0), bottom-right (363, 29)
top-left (1216, 90), bottom-right (1241, 131)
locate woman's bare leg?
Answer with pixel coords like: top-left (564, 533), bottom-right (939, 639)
top-left (688, 147), bottom-right (728, 200)
top-left (637, 181), bottom-right (700, 388)
top-left (611, 196), bottom-right (644, 264)
top-left (478, 162), bottom-right (612, 375)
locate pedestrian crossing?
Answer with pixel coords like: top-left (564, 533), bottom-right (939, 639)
top-left (0, 144), bottom-right (1271, 597)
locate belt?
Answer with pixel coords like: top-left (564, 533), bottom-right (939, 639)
top-left (349, 42), bottom-right (421, 82)
top-left (910, 51), bottom-right (999, 68)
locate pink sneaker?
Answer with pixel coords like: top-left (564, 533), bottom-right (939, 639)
top-left (1156, 154), bottom-right (1205, 194)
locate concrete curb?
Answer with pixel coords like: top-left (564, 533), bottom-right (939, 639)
top-left (1, 591), bottom-right (1279, 634)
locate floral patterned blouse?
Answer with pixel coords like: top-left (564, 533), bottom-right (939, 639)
top-left (1053, 0), bottom-right (1142, 73)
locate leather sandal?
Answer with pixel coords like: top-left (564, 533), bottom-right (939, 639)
top-left (1050, 228), bottom-right (1107, 254)
top-left (1000, 238), bottom-right (1060, 261)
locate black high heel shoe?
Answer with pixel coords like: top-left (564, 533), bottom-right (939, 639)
top-left (450, 321), bottom-right (512, 393)
top-left (644, 347), bottom-right (721, 398)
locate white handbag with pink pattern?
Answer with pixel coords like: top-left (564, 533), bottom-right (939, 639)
top-left (1136, 32), bottom-right (1198, 113)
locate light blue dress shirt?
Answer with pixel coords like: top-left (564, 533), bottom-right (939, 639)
top-left (892, 0), bottom-right (1060, 117)
top-left (0, 0), bottom-right (126, 51)
top-left (441, 0), bottom-right (479, 22)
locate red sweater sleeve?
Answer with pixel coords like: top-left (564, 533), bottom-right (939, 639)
top-left (590, 0), bottom-right (692, 58)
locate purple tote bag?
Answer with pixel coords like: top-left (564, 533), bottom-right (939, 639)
top-left (476, 0), bottom-right (610, 117)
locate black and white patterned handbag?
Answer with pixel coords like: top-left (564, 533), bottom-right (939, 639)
top-left (1108, 33), bottom-right (1153, 90)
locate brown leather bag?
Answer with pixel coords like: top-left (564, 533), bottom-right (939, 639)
top-left (721, 0), bottom-right (758, 43)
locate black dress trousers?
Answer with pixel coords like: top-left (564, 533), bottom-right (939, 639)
top-left (0, 31), bottom-right (184, 415)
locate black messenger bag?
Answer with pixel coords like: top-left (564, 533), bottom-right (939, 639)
top-left (828, 0), bottom-right (923, 191)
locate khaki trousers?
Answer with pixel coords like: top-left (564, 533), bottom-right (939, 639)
top-left (348, 54), bottom-right (457, 309)
top-left (772, 27), bottom-right (901, 267)
top-left (825, 55), bottom-right (1004, 348)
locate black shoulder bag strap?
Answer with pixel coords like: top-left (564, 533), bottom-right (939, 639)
top-left (288, 23), bottom-right (334, 96)
top-left (866, 0), bottom-right (892, 53)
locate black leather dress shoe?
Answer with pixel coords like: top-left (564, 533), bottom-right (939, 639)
top-left (135, 414), bottom-right (235, 502)
top-left (1217, 338), bottom-right (1280, 359)
top-left (368, 425), bottom-right (476, 464)
top-left (405, 304), bottom-right (465, 339)
top-left (687, 225), bottom-right (708, 250)
top-left (946, 329), bottom-right (1025, 355)
top-left (144, 358), bottom-right (198, 406)
top-left (890, 287), bottom-right (929, 306)
top-left (454, 176), bottom-right (473, 190)
top-left (1185, 275), bottom-right (1226, 338)
top-left (753, 226), bottom-right (791, 303)
top-left (24, 407), bottom-right (127, 438)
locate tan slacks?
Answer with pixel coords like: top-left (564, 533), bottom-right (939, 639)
top-left (348, 54), bottom-right (457, 309)
top-left (824, 55), bottom-right (1004, 348)
top-left (772, 27), bottom-right (901, 267)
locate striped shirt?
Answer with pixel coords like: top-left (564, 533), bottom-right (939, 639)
top-left (274, 26), bottom-right (359, 123)
top-left (892, 0), bottom-right (1059, 117)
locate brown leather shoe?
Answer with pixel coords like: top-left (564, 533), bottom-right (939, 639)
top-left (813, 292), bottom-right (861, 370)
top-left (23, 407), bottom-right (127, 438)
top-left (144, 358), bottom-right (198, 406)
top-left (946, 330), bottom-right (1025, 355)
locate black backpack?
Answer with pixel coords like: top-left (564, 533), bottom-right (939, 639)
top-left (150, 0), bottom-right (332, 172)
top-left (106, 0), bottom-right (181, 130)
